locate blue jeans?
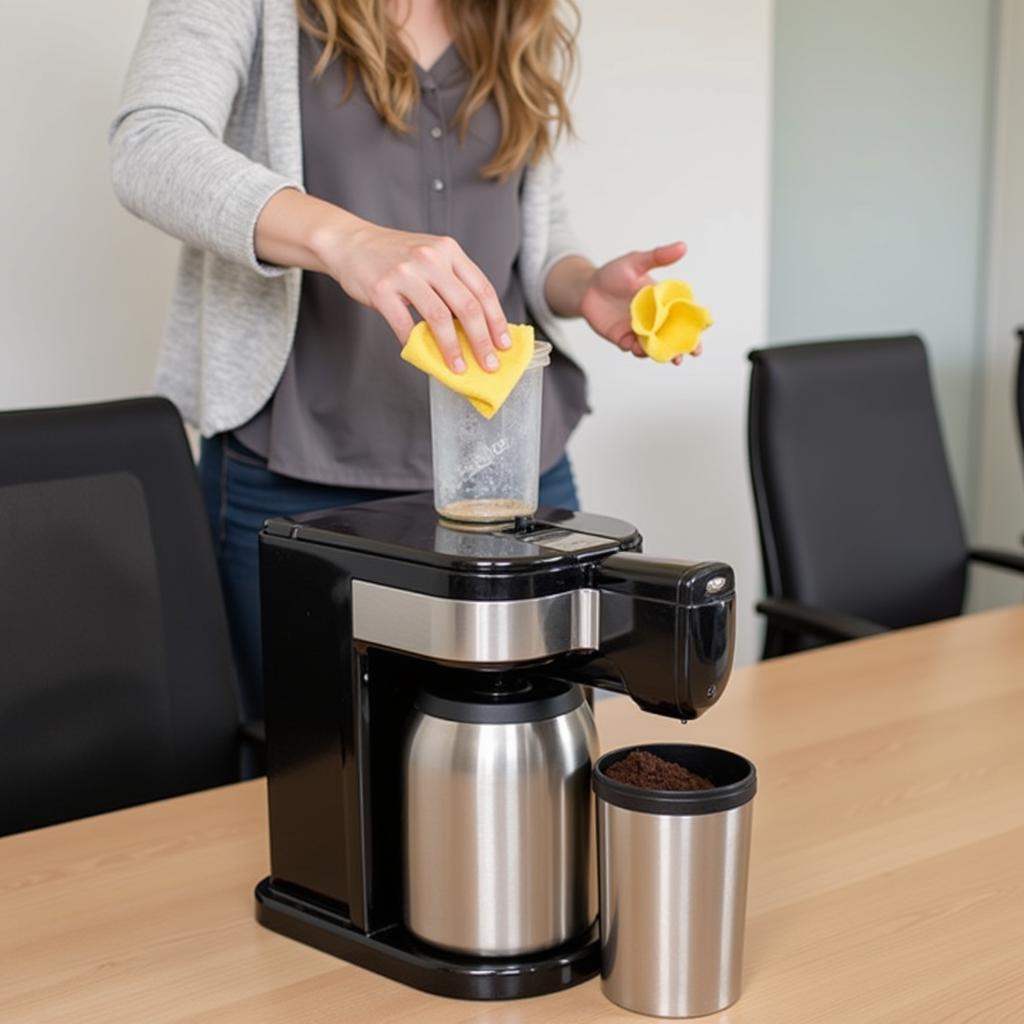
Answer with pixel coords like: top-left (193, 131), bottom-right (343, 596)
top-left (198, 435), bottom-right (579, 721)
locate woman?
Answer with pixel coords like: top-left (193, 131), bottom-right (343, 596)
top-left (111, 0), bottom-right (694, 719)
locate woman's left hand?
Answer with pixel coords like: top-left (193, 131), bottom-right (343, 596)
top-left (546, 242), bottom-right (701, 364)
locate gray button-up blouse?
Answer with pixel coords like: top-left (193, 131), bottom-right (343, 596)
top-left (236, 33), bottom-right (587, 490)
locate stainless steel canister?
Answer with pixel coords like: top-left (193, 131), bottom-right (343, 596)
top-left (404, 679), bottom-right (598, 956)
top-left (594, 744), bottom-right (757, 1018)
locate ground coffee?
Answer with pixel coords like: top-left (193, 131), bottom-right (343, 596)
top-left (605, 750), bottom-right (714, 791)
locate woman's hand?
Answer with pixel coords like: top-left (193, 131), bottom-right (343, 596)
top-left (545, 242), bottom-right (701, 364)
top-left (255, 189), bottom-right (510, 373)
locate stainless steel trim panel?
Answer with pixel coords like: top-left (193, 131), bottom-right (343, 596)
top-left (351, 580), bottom-right (601, 664)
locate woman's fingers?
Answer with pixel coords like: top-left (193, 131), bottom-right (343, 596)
top-left (614, 330), bottom-right (647, 358)
top-left (363, 232), bottom-right (510, 373)
top-left (431, 272), bottom-right (500, 372)
top-left (401, 278), bottom-right (466, 373)
top-left (671, 342), bottom-right (702, 365)
top-left (377, 293), bottom-right (416, 346)
top-left (453, 258), bottom-right (511, 352)
top-left (630, 241), bottom-right (688, 275)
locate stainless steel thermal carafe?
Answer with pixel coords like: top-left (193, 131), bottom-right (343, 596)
top-left (404, 679), bottom-right (598, 956)
top-left (594, 744), bottom-right (757, 1018)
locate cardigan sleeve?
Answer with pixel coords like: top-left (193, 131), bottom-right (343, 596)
top-left (524, 157), bottom-right (587, 330)
top-left (543, 157), bottom-right (585, 271)
top-left (110, 0), bottom-right (302, 276)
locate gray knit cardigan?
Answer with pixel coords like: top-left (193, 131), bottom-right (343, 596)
top-left (111, 0), bottom-right (582, 436)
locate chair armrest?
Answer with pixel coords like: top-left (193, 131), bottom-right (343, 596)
top-left (239, 719), bottom-right (265, 749)
top-left (970, 547), bottom-right (1024, 576)
top-left (756, 597), bottom-right (889, 643)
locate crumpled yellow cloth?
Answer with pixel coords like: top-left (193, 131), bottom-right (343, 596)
top-left (630, 280), bottom-right (713, 362)
top-left (401, 321), bottom-right (535, 419)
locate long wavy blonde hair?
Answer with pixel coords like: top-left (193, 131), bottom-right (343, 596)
top-left (296, 0), bottom-right (578, 179)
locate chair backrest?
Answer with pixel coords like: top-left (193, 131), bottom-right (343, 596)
top-left (747, 336), bottom-right (969, 637)
top-left (0, 398), bottom-right (239, 835)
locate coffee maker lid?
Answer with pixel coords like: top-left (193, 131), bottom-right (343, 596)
top-left (414, 677), bottom-right (585, 725)
top-left (262, 492), bottom-right (641, 575)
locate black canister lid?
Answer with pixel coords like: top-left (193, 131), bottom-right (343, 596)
top-left (593, 744), bottom-right (757, 816)
top-left (414, 678), bottom-right (584, 725)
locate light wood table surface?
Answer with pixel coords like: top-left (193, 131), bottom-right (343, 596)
top-left (4, 606), bottom-right (1024, 1023)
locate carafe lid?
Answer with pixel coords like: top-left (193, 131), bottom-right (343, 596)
top-left (414, 677), bottom-right (583, 725)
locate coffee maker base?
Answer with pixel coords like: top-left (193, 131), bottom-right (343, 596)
top-left (255, 879), bottom-right (601, 1000)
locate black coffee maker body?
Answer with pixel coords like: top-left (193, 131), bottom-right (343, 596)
top-left (255, 494), bottom-right (735, 1000)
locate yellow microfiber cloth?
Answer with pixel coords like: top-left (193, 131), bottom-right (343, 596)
top-left (630, 280), bottom-right (713, 362)
top-left (401, 321), bottom-right (535, 419)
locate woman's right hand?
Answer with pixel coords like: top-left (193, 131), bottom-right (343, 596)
top-left (255, 189), bottom-right (510, 373)
top-left (327, 221), bottom-right (513, 373)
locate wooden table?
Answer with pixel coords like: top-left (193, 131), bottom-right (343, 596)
top-left (4, 606), bottom-right (1024, 1023)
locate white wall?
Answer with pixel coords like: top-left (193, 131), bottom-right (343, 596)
top-left (768, 0), bottom-right (996, 507)
top-left (0, 2), bottom-right (176, 411)
top-left (972, 0), bottom-right (1024, 609)
top-left (561, 1), bottom-right (774, 666)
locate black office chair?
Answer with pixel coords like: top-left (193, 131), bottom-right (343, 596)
top-left (747, 336), bottom-right (1024, 658)
top-left (0, 397), bottom-right (258, 836)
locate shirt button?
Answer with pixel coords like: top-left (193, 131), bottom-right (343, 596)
top-left (432, 178), bottom-right (445, 192)
top-left (430, 125), bottom-right (443, 140)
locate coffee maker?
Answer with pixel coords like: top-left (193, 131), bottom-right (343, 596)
top-left (255, 493), bottom-right (735, 1000)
